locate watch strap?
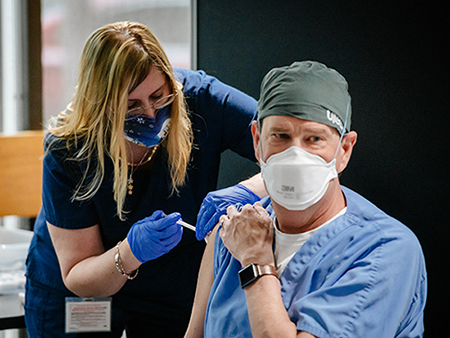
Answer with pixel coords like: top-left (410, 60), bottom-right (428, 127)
top-left (256, 264), bottom-right (277, 278)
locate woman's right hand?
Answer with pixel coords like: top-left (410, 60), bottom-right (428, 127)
top-left (127, 210), bottom-right (183, 263)
top-left (47, 210), bottom-right (183, 298)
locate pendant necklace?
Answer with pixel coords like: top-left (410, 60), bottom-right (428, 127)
top-left (127, 145), bottom-right (159, 195)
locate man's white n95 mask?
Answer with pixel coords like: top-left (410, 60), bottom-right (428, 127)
top-left (260, 146), bottom-right (338, 210)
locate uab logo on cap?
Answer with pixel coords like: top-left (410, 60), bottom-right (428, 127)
top-left (326, 110), bottom-right (344, 132)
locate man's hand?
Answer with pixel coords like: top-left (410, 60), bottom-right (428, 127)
top-left (219, 202), bottom-right (274, 267)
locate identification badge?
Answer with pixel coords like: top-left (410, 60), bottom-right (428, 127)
top-left (65, 297), bottom-right (112, 333)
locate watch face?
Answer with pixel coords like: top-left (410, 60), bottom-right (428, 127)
top-left (239, 264), bottom-right (258, 288)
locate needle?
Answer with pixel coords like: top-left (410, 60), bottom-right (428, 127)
top-left (177, 219), bottom-right (196, 232)
top-left (177, 219), bottom-right (209, 243)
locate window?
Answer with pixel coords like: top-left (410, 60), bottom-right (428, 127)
top-left (41, 0), bottom-right (192, 124)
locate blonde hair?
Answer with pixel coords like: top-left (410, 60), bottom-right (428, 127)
top-left (48, 21), bottom-right (193, 220)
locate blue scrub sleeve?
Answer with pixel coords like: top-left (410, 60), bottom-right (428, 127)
top-left (215, 82), bottom-right (257, 157)
top-left (175, 68), bottom-right (257, 161)
top-left (41, 137), bottom-right (100, 229)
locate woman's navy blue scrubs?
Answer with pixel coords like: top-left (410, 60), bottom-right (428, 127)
top-left (25, 68), bottom-right (257, 337)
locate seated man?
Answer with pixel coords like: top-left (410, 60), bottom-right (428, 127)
top-left (185, 61), bottom-right (427, 338)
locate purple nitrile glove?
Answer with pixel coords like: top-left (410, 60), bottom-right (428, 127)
top-left (195, 184), bottom-right (261, 241)
top-left (127, 210), bottom-right (183, 263)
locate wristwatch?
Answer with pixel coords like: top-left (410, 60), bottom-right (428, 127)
top-left (238, 263), bottom-right (278, 288)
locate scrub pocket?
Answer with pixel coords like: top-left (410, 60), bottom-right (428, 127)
top-left (25, 278), bottom-right (71, 337)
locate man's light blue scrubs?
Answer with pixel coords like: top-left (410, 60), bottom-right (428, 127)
top-left (205, 187), bottom-right (427, 338)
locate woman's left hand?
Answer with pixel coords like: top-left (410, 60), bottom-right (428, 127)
top-left (195, 184), bottom-right (261, 241)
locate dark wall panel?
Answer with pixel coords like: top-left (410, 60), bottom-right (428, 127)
top-left (197, 1), bottom-right (448, 335)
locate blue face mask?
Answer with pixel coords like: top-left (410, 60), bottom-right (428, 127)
top-left (124, 105), bottom-right (171, 148)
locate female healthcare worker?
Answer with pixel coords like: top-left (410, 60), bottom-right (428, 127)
top-left (24, 21), bottom-right (261, 337)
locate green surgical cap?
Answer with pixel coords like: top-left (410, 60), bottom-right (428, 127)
top-left (257, 61), bottom-right (352, 134)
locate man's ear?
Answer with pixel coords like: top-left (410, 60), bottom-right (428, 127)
top-left (251, 120), bottom-right (261, 163)
top-left (336, 131), bottom-right (357, 173)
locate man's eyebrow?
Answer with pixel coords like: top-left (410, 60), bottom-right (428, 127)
top-left (267, 125), bottom-right (291, 133)
top-left (303, 127), bottom-right (330, 134)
